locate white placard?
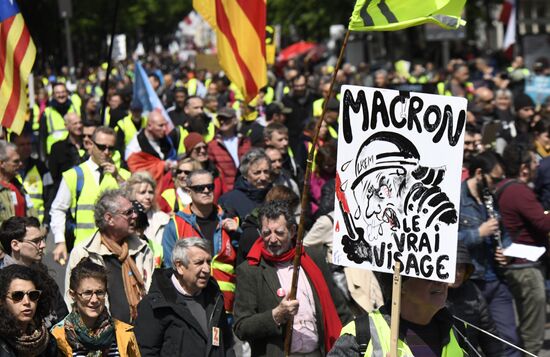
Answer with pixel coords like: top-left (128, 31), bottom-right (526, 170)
top-left (332, 85), bottom-right (467, 283)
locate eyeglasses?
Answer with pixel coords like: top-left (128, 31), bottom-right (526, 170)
top-left (175, 169), bottom-right (192, 176)
top-left (21, 236), bottom-right (47, 246)
top-left (83, 134), bottom-right (93, 139)
top-left (192, 145), bottom-right (207, 153)
top-left (116, 207), bottom-right (136, 218)
top-left (188, 183), bottom-right (215, 193)
top-left (93, 142), bottom-right (116, 152)
top-left (6, 290), bottom-right (42, 303)
top-left (75, 289), bottom-right (106, 301)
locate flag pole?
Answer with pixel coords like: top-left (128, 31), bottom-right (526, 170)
top-left (100, 0), bottom-right (120, 124)
top-left (283, 29), bottom-right (351, 357)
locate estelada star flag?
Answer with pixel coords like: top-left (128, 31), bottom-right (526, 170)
top-left (0, 0), bottom-right (36, 134)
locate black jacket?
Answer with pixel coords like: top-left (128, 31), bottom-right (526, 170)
top-left (134, 269), bottom-right (234, 357)
top-left (0, 333), bottom-right (58, 357)
top-left (218, 176), bottom-right (270, 222)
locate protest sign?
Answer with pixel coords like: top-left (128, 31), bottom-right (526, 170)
top-left (525, 75), bottom-right (550, 106)
top-left (333, 85), bottom-right (466, 283)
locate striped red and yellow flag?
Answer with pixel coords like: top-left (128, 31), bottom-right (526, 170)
top-left (0, 0), bottom-right (36, 134)
top-left (194, 0), bottom-right (267, 103)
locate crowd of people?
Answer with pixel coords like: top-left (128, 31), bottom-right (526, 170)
top-left (0, 50), bottom-right (549, 356)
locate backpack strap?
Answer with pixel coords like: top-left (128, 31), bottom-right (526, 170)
top-left (494, 179), bottom-right (518, 204)
top-left (355, 313), bottom-right (371, 353)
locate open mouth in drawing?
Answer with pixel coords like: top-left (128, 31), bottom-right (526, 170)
top-left (381, 207), bottom-right (400, 230)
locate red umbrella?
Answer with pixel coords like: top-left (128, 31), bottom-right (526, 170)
top-left (277, 41), bottom-right (317, 63)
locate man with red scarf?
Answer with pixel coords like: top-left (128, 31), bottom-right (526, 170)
top-left (233, 201), bottom-right (352, 356)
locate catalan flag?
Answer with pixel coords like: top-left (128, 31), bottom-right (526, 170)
top-left (0, 0), bottom-right (36, 134)
top-left (193, 0), bottom-right (267, 103)
top-left (349, 0), bottom-right (466, 31)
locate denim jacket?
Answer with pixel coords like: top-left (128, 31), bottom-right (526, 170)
top-left (458, 181), bottom-right (511, 281)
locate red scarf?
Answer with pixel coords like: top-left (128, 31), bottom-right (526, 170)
top-left (247, 238), bottom-right (342, 353)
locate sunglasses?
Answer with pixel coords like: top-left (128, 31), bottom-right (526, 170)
top-left (75, 289), bottom-right (107, 301)
top-left (175, 169), bottom-right (192, 176)
top-left (117, 207), bottom-right (136, 217)
top-left (192, 145), bottom-right (207, 153)
top-left (83, 134), bottom-right (93, 139)
top-left (7, 290), bottom-right (42, 303)
top-left (188, 183), bottom-right (215, 193)
top-left (93, 142), bottom-right (116, 152)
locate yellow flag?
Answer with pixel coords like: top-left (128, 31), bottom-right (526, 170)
top-left (349, 0), bottom-right (466, 31)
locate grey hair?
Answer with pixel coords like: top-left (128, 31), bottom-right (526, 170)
top-left (258, 200), bottom-right (297, 230)
top-left (495, 88), bottom-right (513, 99)
top-left (0, 141), bottom-right (17, 162)
top-left (171, 237), bottom-right (212, 268)
top-left (91, 126), bottom-right (116, 142)
top-left (185, 169), bottom-right (213, 187)
top-left (126, 171), bottom-right (157, 197)
top-left (94, 188), bottom-right (127, 232)
top-left (239, 148), bottom-right (271, 177)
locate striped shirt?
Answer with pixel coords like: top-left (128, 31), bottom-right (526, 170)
top-left (72, 341), bottom-right (120, 357)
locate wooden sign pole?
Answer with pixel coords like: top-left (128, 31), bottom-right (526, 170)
top-left (390, 261), bottom-right (402, 357)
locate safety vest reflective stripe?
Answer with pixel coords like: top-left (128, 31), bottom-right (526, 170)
top-left (64, 163), bottom-right (130, 245)
top-left (211, 259), bottom-right (235, 275)
top-left (328, 126), bottom-right (338, 139)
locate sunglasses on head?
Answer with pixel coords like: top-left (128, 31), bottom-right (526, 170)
top-left (93, 142), bottom-right (116, 152)
top-left (175, 169), bottom-right (192, 176)
top-left (188, 183), bottom-right (215, 193)
top-left (7, 290), bottom-right (42, 303)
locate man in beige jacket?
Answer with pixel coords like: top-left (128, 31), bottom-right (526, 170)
top-left (64, 188), bottom-right (154, 324)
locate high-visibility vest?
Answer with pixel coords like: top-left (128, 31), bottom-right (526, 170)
top-left (175, 123), bottom-right (215, 155)
top-left (70, 93), bottom-right (82, 112)
top-left (263, 86), bottom-right (275, 105)
top-left (171, 205), bottom-right (237, 313)
top-left (436, 81), bottom-right (474, 101)
top-left (160, 188), bottom-right (183, 213)
top-left (31, 104), bottom-right (40, 132)
top-left (63, 162), bottom-right (130, 245)
top-left (16, 166), bottom-right (44, 223)
top-left (408, 75), bottom-right (428, 84)
top-left (115, 114), bottom-right (148, 147)
top-left (340, 311), bottom-right (465, 357)
top-left (313, 98), bottom-right (324, 118)
top-left (328, 125), bottom-right (338, 139)
top-left (44, 104), bottom-right (79, 154)
top-left (147, 238), bottom-right (164, 269)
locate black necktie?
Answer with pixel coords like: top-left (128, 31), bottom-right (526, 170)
top-left (98, 167), bottom-right (104, 183)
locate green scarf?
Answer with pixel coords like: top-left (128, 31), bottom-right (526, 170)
top-left (64, 308), bottom-right (115, 357)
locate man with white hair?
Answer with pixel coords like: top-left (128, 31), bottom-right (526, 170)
top-left (135, 237), bottom-right (235, 356)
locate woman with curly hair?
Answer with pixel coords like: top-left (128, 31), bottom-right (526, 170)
top-left (0, 264), bottom-right (58, 356)
top-left (52, 258), bottom-right (140, 357)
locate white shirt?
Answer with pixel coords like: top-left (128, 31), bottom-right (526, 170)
top-left (222, 136), bottom-right (239, 168)
top-left (50, 159), bottom-right (101, 244)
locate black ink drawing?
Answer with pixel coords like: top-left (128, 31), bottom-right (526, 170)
top-left (336, 131), bottom-right (457, 264)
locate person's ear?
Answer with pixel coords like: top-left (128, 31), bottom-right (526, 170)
top-left (290, 224), bottom-right (297, 238)
top-left (520, 163), bottom-right (529, 177)
top-left (174, 261), bottom-right (185, 275)
top-left (69, 289), bottom-right (76, 300)
top-left (10, 240), bottom-right (19, 254)
top-left (474, 168), bottom-right (483, 180)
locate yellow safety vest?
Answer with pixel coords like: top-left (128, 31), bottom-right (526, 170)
top-left (63, 163), bottom-right (130, 245)
top-left (187, 78), bottom-right (199, 96)
top-left (160, 188), bottom-right (183, 213)
top-left (264, 86), bottom-right (274, 105)
top-left (436, 81), bottom-right (474, 101)
top-left (340, 311), bottom-right (465, 357)
top-left (31, 104), bottom-right (40, 132)
top-left (16, 166), bottom-right (44, 223)
top-left (313, 98), bottom-right (324, 118)
top-left (70, 93), bottom-right (82, 113)
top-left (115, 114), bottom-right (148, 147)
top-left (44, 104), bottom-right (79, 154)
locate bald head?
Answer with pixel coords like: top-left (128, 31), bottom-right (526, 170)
top-left (64, 113), bottom-right (83, 137)
top-left (146, 110), bottom-right (168, 140)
